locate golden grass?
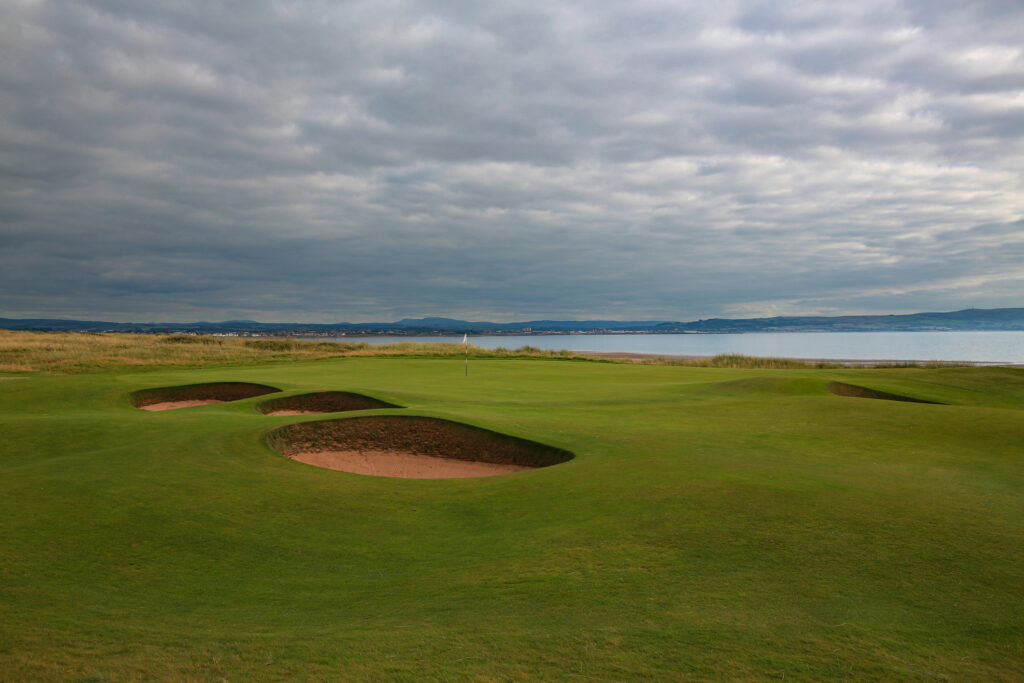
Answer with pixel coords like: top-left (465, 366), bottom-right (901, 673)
top-left (642, 353), bottom-right (844, 369)
top-left (638, 353), bottom-right (966, 369)
top-left (0, 330), bottom-right (967, 374)
top-left (0, 330), bottom-right (589, 374)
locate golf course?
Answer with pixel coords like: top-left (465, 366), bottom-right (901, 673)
top-left (1, 334), bottom-right (1022, 680)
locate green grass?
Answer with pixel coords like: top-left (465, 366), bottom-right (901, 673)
top-left (1, 356), bottom-right (1022, 680)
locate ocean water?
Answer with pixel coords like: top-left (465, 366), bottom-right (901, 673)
top-left (315, 331), bottom-right (1024, 364)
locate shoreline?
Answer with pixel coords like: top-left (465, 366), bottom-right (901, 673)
top-left (579, 351), bottom-right (1022, 367)
top-left (300, 331), bottom-right (1024, 366)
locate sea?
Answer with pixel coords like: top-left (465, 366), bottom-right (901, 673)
top-left (313, 330), bottom-right (1024, 364)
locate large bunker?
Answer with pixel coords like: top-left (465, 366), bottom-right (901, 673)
top-left (267, 415), bottom-right (574, 479)
top-left (133, 382), bottom-right (281, 411)
top-left (257, 391), bottom-right (401, 415)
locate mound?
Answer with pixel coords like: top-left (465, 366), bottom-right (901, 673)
top-left (694, 376), bottom-right (823, 397)
top-left (257, 391), bottom-right (400, 416)
top-left (133, 382), bottom-right (280, 411)
top-left (267, 415), bottom-right (573, 479)
top-left (827, 381), bottom-right (943, 404)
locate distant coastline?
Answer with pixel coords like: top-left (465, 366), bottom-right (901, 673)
top-left (2, 307), bottom-right (1023, 337)
top-left (328, 331), bottom-right (1024, 365)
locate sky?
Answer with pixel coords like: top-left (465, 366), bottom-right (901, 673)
top-left (2, 0), bottom-right (1023, 323)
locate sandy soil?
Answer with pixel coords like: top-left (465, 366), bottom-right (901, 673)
top-left (265, 409), bottom-right (322, 416)
top-left (139, 399), bottom-right (224, 411)
top-left (290, 449), bottom-right (531, 478)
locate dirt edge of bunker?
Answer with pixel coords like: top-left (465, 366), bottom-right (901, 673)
top-left (267, 415), bottom-right (574, 470)
top-left (132, 382), bottom-right (281, 409)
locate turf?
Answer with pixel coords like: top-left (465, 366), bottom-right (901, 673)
top-left (1, 357), bottom-right (1022, 680)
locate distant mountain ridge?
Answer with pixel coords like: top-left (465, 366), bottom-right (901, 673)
top-left (2, 308), bottom-right (1023, 335)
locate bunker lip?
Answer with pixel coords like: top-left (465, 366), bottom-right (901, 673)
top-left (827, 381), bottom-right (944, 404)
top-left (257, 391), bottom-right (401, 416)
top-left (267, 415), bottom-right (573, 479)
top-left (132, 382), bottom-right (280, 411)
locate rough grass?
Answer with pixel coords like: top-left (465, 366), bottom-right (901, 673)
top-left (0, 330), bottom-right (970, 375)
top-left (0, 330), bottom-right (588, 373)
top-left (642, 353), bottom-right (969, 370)
top-left (649, 353), bottom-right (843, 369)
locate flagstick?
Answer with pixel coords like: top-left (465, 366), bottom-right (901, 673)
top-left (463, 333), bottom-right (469, 376)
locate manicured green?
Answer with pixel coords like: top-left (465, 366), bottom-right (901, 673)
top-left (1, 358), bottom-right (1022, 680)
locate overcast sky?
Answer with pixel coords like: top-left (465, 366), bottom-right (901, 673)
top-left (2, 0), bottom-right (1022, 322)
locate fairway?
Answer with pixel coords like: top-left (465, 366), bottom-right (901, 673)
top-left (2, 357), bottom-right (1023, 680)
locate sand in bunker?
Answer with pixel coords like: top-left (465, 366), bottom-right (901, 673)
top-left (291, 449), bottom-right (531, 479)
top-left (264, 409), bottom-right (321, 416)
top-left (139, 400), bottom-right (224, 411)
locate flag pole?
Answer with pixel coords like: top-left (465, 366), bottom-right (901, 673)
top-left (463, 333), bottom-right (469, 376)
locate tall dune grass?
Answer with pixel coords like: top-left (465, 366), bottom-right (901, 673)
top-left (0, 330), bottom-right (587, 373)
top-left (0, 330), bottom-right (967, 374)
top-left (649, 353), bottom-right (843, 369)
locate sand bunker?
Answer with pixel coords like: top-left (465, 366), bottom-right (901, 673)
top-left (827, 382), bottom-right (943, 404)
top-left (140, 399), bottom-right (225, 411)
top-left (132, 382), bottom-right (280, 411)
top-left (257, 391), bottom-right (400, 416)
top-left (292, 449), bottom-right (529, 478)
top-left (267, 415), bottom-right (573, 479)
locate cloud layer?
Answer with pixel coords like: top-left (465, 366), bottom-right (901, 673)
top-left (2, 0), bottom-right (1022, 321)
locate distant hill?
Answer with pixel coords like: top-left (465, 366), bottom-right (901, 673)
top-left (1, 308), bottom-right (1023, 335)
top-left (657, 308), bottom-right (1024, 333)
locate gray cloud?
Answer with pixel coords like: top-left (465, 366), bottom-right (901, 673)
top-left (1, 0), bottom-right (1022, 322)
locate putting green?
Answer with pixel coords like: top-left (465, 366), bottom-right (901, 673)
top-left (1, 357), bottom-right (1022, 680)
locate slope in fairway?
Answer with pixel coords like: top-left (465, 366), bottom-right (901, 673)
top-left (1, 358), bottom-right (1022, 680)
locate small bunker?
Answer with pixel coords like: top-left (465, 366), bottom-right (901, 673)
top-left (133, 382), bottom-right (280, 411)
top-left (267, 415), bottom-right (574, 479)
top-left (257, 391), bottom-right (401, 416)
top-left (827, 382), bottom-right (943, 405)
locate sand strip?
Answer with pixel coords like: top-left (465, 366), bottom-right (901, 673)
top-left (265, 409), bottom-right (322, 416)
top-left (139, 400), bottom-right (225, 411)
top-left (291, 449), bottom-right (531, 478)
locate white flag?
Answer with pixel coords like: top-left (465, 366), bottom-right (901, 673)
top-left (462, 333), bottom-right (468, 345)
